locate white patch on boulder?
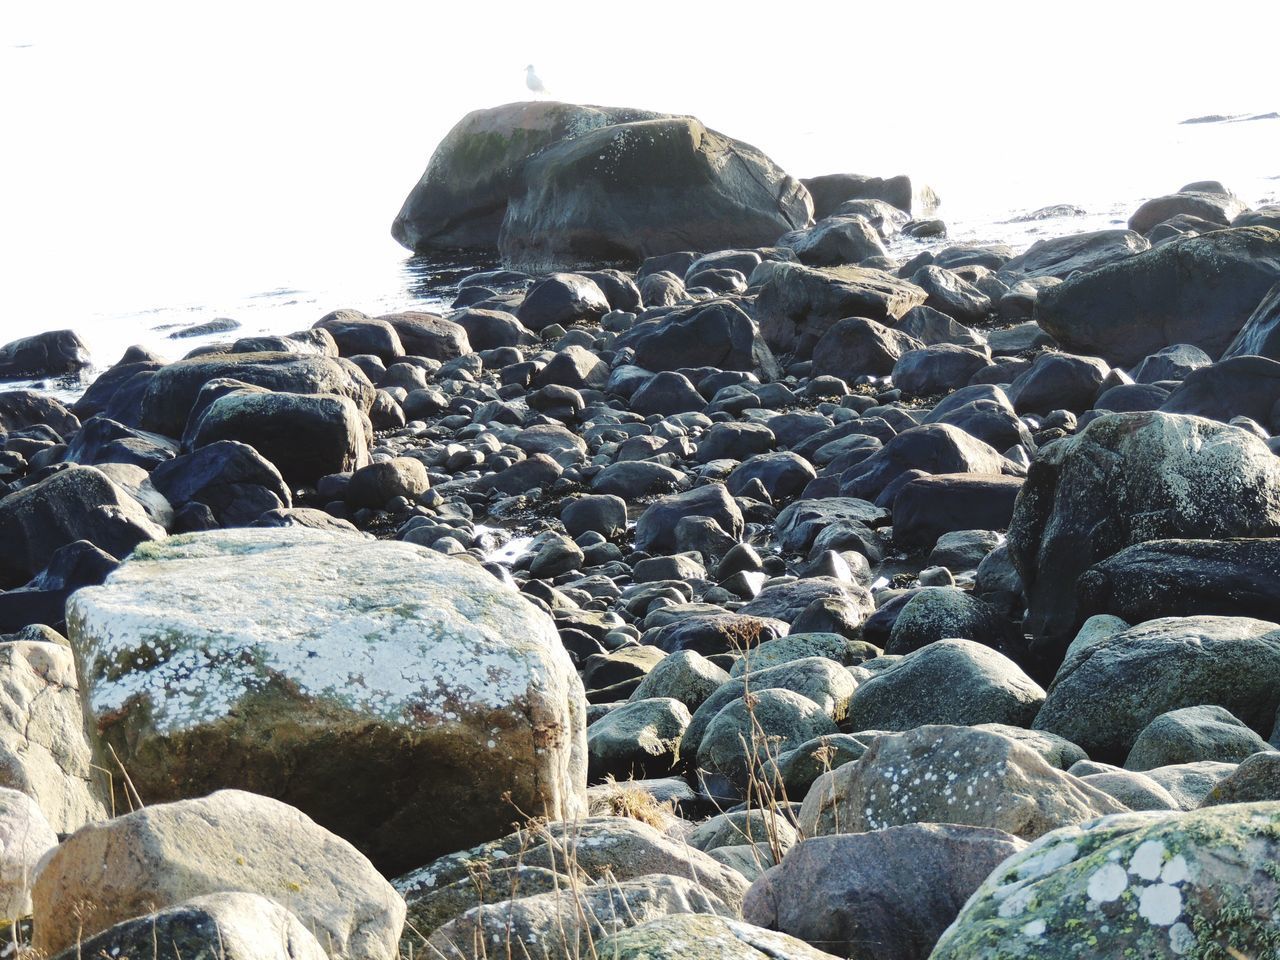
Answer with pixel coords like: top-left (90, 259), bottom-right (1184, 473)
top-left (1086, 862), bottom-right (1128, 903)
top-left (1138, 883), bottom-right (1182, 926)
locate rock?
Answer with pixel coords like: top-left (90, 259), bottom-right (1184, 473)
top-left (1007, 412), bottom-right (1280, 659)
top-left (0, 390), bottom-right (80, 435)
top-left (929, 529), bottom-right (1008, 572)
top-left (911, 265), bottom-right (991, 323)
top-left (392, 100), bottom-right (668, 250)
top-left (743, 824), bottom-right (1027, 960)
top-left (892, 475), bottom-right (1022, 549)
top-left (1033, 615), bottom-right (1280, 764)
top-left (450, 308), bottom-right (528, 350)
top-left (892, 344), bottom-right (991, 396)
top-left (897, 305), bottom-right (987, 349)
top-left (475, 452), bottom-right (563, 495)
top-left (810, 317), bottom-right (922, 379)
top-left (1146, 761), bottom-right (1238, 809)
top-left (739, 578), bottom-right (874, 627)
top-left (695, 688), bottom-right (839, 799)
top-left (516, 273), bottom-right (610, 332)
top-left (731, 633), bottom-right (876, 676)
top-left (1006, 352), bottom-right (1110, 414)
top-left (1125, 705), bottom-right (1273, 771)
top-left (630, 649), bottom-right (729, 711)
top-left (424, 874), bottom-right (732, 960)
top-left (1079, 769), bottom-right (1181, 811)
top-left (1222, 280), bottom-right (1280, 360)
top-left (727, 452), bottom-right (816, 502)
top-left (1159, 355), bottom-right (1280, 428)
top-left (625, 300), bottom-right (778, 376)
top-left (514, 422), bottom-right (588, 466)
top-left (1076, 538), bottom-right (1280, 626)
top-left (587, 697), bottom-right (691, 781)
top-left (67, 528), bottom-right (587, 874)
top-left (499, 115), bottom-right (811, 270)
top-left (838, 424), bottom-right (1010, 503)
top-left (996, 230), bottom-right (1151, 281)
top-left (46, 892), bottom-right (329, 960)
top-left (32, 789), bottom-right (404, 960)
top-left (149, 440), bottom-right (291, 527)
top-left (640, 271), bottom-right (688, 307)
top-left (688, 809), bottom-right (798, 853)
top-left (799, 725), bottom-right (1127, 841)
top-left (0, 465), bottom-right (165, 589)
top-left (931, 802), bottom-right (1280, 960)
top-left (697, 422), bottom-right (776, 464)
top-left (1201, 752), bottom-right (1280, 805)
top-left (561, 494), bottom-right (628, 538)
top-left (346, 458), bottom-right (430, 509)
top-left (885, 587), bottom-right (1020, 659)
top-left (756, 262), bottom-right (927, 358)
top-left (634, 483), bottom-right (743, 554)
top-left (1130, 343), bottom-right (1212, 382)
top-left (598, 913), bottom-right (843, 960)
top-left (314, 313), bottom-right (404, 363)
top-left (801, 173), bottom-right (939, 218)
top-left (846, 639), bottom-right (1044, 731)
top-left (631, 371), bottom-right (707, 416)
top-left (139, 352), bottom-right (373, 439)
top-left (592, 460), bottom-right (685, 498)
top-left (0, 330), bottom-right (91, 380)
top-left (189, 390), bottom-right (371, 487)
top-left (0, 788), bottom-right (57, 919)
top-left (784, 215), bottom-right (888, 266)
top-left (0, 638), bottom-right (108, 832)
top-left (645, 613), bottom-right (788, 657)
top-left (64, 415), bottom-right (177, 470)
top-left (1129, 188), bottom-right (1248, 234)
top-left (532, 344), bottom-right (610, 388)
top-left (1033, 226), bottom-right (1280, 366)
top-left (379, 311), bottom-right (471, 361)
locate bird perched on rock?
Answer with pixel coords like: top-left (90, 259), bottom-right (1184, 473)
top-left (525, 64), bottom-right (548, 97)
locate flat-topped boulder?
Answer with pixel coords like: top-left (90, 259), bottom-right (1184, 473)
top-left (67, 527), bottom-right (587, 874)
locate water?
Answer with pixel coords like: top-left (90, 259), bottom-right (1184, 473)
top-left (3, 4), bottom-right (1278, 394)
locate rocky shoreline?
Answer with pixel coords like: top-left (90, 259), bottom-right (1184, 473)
top-left (1, 100), bottom-right (1280, 958)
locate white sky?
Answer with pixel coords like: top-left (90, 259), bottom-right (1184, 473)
top-left (0, 0), bottom-right (1277, 334)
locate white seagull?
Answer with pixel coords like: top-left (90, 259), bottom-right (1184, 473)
top-left (525, 64), bottom-right (548, 97)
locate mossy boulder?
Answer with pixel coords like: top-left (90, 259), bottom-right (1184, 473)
top-left (930, 802), bottom-right (1280, 959)
top-left (66, 527), bottom-right (587, 875)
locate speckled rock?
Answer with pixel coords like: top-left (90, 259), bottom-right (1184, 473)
top-left (799, 725), bottom-right (1127, 841)
top-left (46, 892), bottom-right (329, 960)
top-left (66, 527), bottom-right (587, 874)
top-left (930, 802), bottom-right (1280, 959)
top-left (598, 913), bottom-right (843, 960)
top-left (0, 788), bottom-right (57, 920)
top-left (588, 696), bottom-right (692, 781)
top-left (32, 789), bottom-right (404, 960)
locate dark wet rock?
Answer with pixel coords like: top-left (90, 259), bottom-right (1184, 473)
top-left (922, 385), bottom-right (1033, 450)
top-left (150, 441), bottom-right (290, 527)
top-left (997, 230), bottom-right (1150, 281)
top-left (1128, 189), bottom-right (1248, 234)
top-left (932, 244), bottom-right (1014, 272)
top-left (580, 269), bottom-right (643, 311)
top-left (801, 173), bottom-right (939, 219)
top-left (756, 262), bottom-right (926, 358)
top-left (1159, 355), bottom-right (1280, 429)
top-left (1130, 343), bottom-right (1212, 382)
top-left (532, 345), bottom-right (609, 390)
top-left (783, 216), bottom-right (887, 266)
top-left (634, 483), bottom-right (743, 554)
top-left (896, 305), bottom-right (986, 349)
top-left (314, 312), bottom-right (404, 363)
top-left (623, 300), bottom-right (778, 376)
top-left (892, 474), bottom-right (1023, 549)
top-left (561, 494), bottom-right (628, 538)
top-left (1007, 412), bottom-right (1280, 661)
top-left (630, 371), bottom-right (707, 416)
top-left (474, 452), bottom-right (563, 495)
top-left (1034, 226), bottom-right (1280, 366)
top-left (892, 344), bottom-right (991, 396)
top-left (0, 391), bottom-right (80, 437)
top-left (64, 416), bottom-right (177, 470)
top-left (0, 330), bottom-right (91, 381)
top-left (516, 273), bottom-right (611, 332)
top-left (346, 458), bottom-right (430, 510)
top-left (1007, 352), bottom-right (1110, 414)
top-left (1094, 382), bottom-right (1172, 413)
top-left (638, 271), bottom-right (687, 307)
top-left (1034, 615), bottom-right (1280, 764)
top-left (377, 312), bottom-right (470, 361)
top-left (727, 452), bottom-right (815, 503)
top-left (1076, 538), bottom-right (1280, 627)
top-left (450, 308), bottom-right (529, 350)
top-left (838, 424), bottom-right (1011, 501)
top-left (646, 612), bottom-right (788, 657)
top-left (811, 317), bottom-right (922, 380)
top-left (696, 421), bottom-right (776, 464)
top-left (910, 266), bottom-right (991, 324)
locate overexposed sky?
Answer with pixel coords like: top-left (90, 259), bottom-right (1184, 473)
top-left (1, 0), bottom-right (1277, 334)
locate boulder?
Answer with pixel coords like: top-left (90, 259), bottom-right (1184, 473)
top-left (799, 725), bottom-right (1126, 840)
top-left (996, 229), bottom-right (1150, 280)
top-left (1006, 352), bottom-right (1110, 414)
top-left (0, 390), bottom-right (80, 436)
top-left (625, 300), bottom-right (778, 376)
top-left (0, 465), bottom-right (165, 589)
top-left (1076, 538), bottom-right (1280, 626)
top-left (1033, 615), bottom-right (1280, 764)
top-left (587, 697), bottom-right (691, 781)
top-left (0, 329), bottom-right (91, 380)
top-left (1006, 412), bottom-right (1280, 660)
top-left (346, 458), bottom-right (430, 510)
top-left (450, 307), bottom-right (528, 350)
top-left (800, 173), bottom-right (939, 218)
top-left (1125, 705), bottom-right (1273, 771)
top-left (837, 424), bottom-right (1010, 501)
top-left (1201, 752), bottom-right (1280, 805)
top-left (885, 587), bottom-right (1021, 659)
top-left (188, 390), bottom-right (371, 487)
top-left (911, 265), bottom-right (991, 324)
top-left (1159, 355), bottom-right (1280, 429)
top-left (378, 311), bottom-right (470, 361)
top-left (46, 892), bottom-right (328, 960)
top-left (892, 344), bottom-right (991, 396)
top-left (784, 215), bottom-right (887, 266)
top-left (756, 262), bottom-right (927, 358)
top-left (598, 914), bottom-right (843, 960)
top-left (1130, 343), bottom-right (1212, 383)
top-left (314, 313), bottom-right (403, 363)
top-left (1221, 280), bottom-right (1280, 360)
top-left (634, 483), bottom-right (743, 554)
top-left (0, 788), bottom-right (57, 920)
top-left (1033, 227), bottom-right (1280, 366)
top-left (0, 638), bottom-right (108, 832)
top-left (1129, 188), bottom-right (1248, 234)
top-left (148, 440), bottom-right (291, 527)
top-left (66, 528), bottom-right (587, 874)
top-left (31, 789), bottom-right (405, 960)
top-left (517, 273), bottom-right (611, 332)
top-left (846, 639), bottom-right (1044, 731)
top-left (499, 115), bottom-right (811, 270)
top-left (810, 317), bottom-right (922, 379)
top-left (138, 352), bottom-right (374, 439)
top-left (891, 474), bottom-right (1023, 549)
top-left (742, 825), bottom-right (1027, 960)
top-left (931, 802), bottom-right (1280, 960)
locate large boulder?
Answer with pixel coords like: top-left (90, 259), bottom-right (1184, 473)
top-left (31, 789), bottom-right (405, 960)
top-left (891, 474), bottom-right (1023, 549)
top-left (996, 230), bottom-right (1150, 281)
top-left (1128, 187), bottom-right (1248, 234)
top-left (623, 300), bottom-right (779, 376)
top-left (798, 725), bottom-right (1127, 841)
top-left (931, 802), bottom-right (1280, 960)
top-left (810, 316), bottom-right (922, 379)
top-left (517, 273), bottom-right (611, 331)
top-left (0, 390), bottom-right (80, 435)
top-left (634, 483), bottom-right (743, 554)
top-left (148, 440), bottom-right (292, 527)
top-left (1033, 227), bottom-right (1280, 366)
top-left (138, 352), bottom-right (374, 438)
top-left (499, 115), bottom-right (811, 270)
top-left (756, 262), bottom-right (927, 358)
top-left (1159, 355), bottom-right (1280, 429)
top-left (1221, 280), bottom-right (1280, 360)
top-left (391, 101), bottom-right (667, 251)
top-left (1076, 538), bottom-right (1280, 626)
top-left (837, 423), bottom-right (1010, 501)
top-left (1006, 412), bottom-right (1280, 661)
top-left (0, 329), bottom-right (91, 380)
top-left (0, 465), bottom-right (165, 589)
top-left (378, 311), bottom-right (471, 361)
top-left (783, 215), bottom-right (887, 266)
top-left (743, 825), bottom-right (1027, 960)
top-left (66, 528), bottom-right (587, 874)
top-left (1033, 615), bottom-right (1280, 764)
top-left (800, 173), bottom-right (939, 218)
top-left (0, 637), bottom-right (108, 832)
